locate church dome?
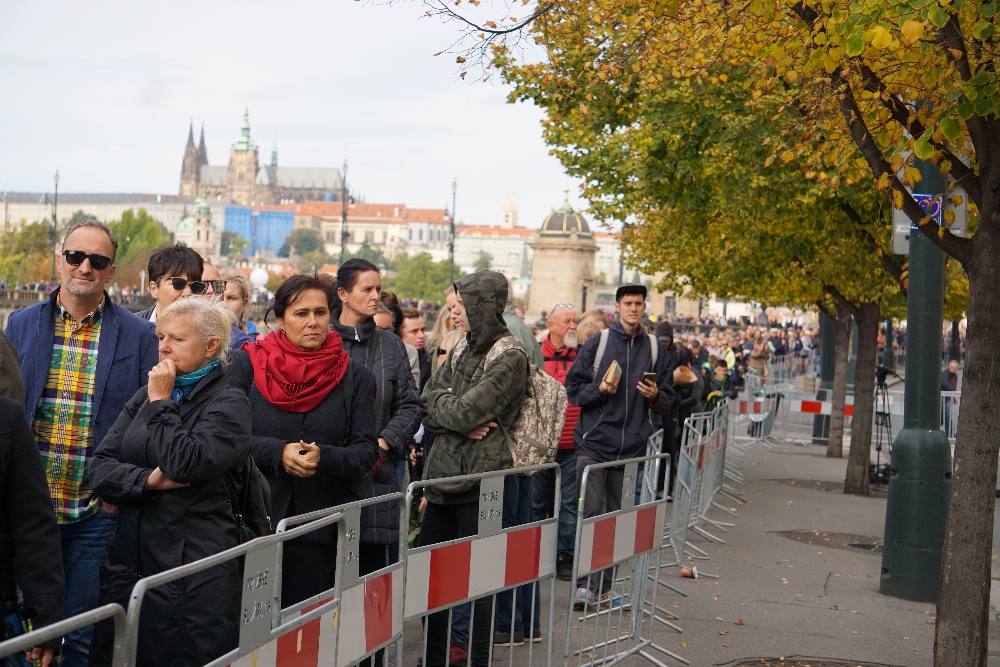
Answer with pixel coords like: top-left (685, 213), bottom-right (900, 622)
top-left (177, 216), bottom-right (194, 232)
top-left (540, 193), bottom-right (591, 237)
top-left (193, 192), bottom-right (211, 217)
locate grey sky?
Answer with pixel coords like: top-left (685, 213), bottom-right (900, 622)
top-left (0, 0), bottom-right (589, 230)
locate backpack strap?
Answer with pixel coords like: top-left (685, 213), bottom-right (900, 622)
top-left (591, 329), bottom-right (610, 381)
top-left (648, 333), bottom-right (658, 371)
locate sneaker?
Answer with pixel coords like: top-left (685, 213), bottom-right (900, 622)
top-left (526, 628), bottom-right (543, 643)
top-left (448, 642), bottom-right (468, 665)
top-left (574, 587), bottom-right (596, 610)
top-left (493, 630), bottom-right (524, 646)
top-left (556, 554), bottom-right (573, 581)
top-left (599, 592), bottom-right (623, 609)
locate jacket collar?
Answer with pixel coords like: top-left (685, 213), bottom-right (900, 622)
top-left (177, 364), bottom-right (225, 405)
top-left (330, 308), bottom-right (376, 344)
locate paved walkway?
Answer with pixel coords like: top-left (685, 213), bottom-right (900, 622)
top-left (648, 438), bottom-right (1000, 667)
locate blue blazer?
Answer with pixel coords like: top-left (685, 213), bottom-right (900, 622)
top-left (4, 289), bottom-right (159, 450)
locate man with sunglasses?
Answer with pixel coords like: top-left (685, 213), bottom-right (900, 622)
top-left (201, 263), bottom-right (253, 352)
top-left (136, 243), bottom-right (205, 322)
top-left (5, 219), bottom-right (158, 667)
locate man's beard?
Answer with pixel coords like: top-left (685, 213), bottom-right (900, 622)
top-left (563, 330), bottom-right (579, 349)
top-left (63, 273), bottom-right (105, 299)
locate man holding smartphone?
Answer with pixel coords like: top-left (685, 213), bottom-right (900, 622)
top-left (564, 284), bottom-right (674, 609)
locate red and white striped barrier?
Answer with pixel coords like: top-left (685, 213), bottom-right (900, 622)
top-left (734, 398), bottom-right (778, 415)
top-left (789, 395), bottom-right (854, 417)
top-left (577, 502), bottom-right (668, 576)
top-left (403, 523), bottom-right (556, 619)
top-left (229, 566), bottom-right (404, 667)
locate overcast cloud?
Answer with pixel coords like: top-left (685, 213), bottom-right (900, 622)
top-left (0, 0), bottom-right (591, 230)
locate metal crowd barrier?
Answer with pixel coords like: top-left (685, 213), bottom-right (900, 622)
top-left (1, 430), bottom-right (751, 667)
top-left (402, 463), bottom-right (562, 667)
top-left (564, 453), bottom-right (683, 667)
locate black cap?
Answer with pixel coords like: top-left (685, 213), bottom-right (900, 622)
top-left (615, 284), bottom-right (647, 301)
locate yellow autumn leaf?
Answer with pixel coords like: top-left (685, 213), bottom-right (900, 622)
top-left (901, 21), bottom-right (925, 44)
top-left (938, 226), bottom-right (946, 238)
top-left (944, 209), bottom-right (956, 224)
top-left (952, 195), bottom-right (964, 206)
top-left (456, 55), bottom-right (466, 63)
top-left (870, 26), bottom-right (892, 49)
top-left (780, 150), bottom-right (795, 163)
top-left (877, 172), bottom-right (890, 190)
top-left (918, 214), bottom-right (932, 226)
top-left (893, 190), bottom-right (904, 209)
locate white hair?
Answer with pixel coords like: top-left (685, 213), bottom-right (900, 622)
top-left (157, 297), bottom-right (235, 367)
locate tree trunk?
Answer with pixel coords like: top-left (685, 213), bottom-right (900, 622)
top-left (934, 253), bottom-right (1000, 667)
top-left (844, 301), bottom-right (879, 495)
top-left (826, 303), bottom-right (852, 458)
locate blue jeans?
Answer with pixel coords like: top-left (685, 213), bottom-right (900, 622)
top-left (60, 507), bottom-right (118, 667)
top-left (496, 475), bottom-right (542, 634)
top-left (531, 449), bottom-right (577, 557)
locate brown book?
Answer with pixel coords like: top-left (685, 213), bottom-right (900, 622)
top-left (603, 360), bottom-right (622, 386)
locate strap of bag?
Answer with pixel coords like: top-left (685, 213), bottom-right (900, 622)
top-left (648, 333), bottom-right (658, 371)
top-left (591, 329), bottom-right (610, 381)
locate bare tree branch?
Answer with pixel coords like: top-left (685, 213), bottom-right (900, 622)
top-left (838, 200), bottom-right (908, 296)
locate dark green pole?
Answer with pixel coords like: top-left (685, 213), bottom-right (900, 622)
top-left (812, 311), bottom-right (835, 443)
top-left (879, 160), bottom-right (952, 602)
top-left (882, 320), bottom-right (895, 370)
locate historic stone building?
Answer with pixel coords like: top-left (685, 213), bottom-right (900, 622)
top-left (178, 108), bottom-right (344, 205)
top-left (174, 193), bottom-right (222, 263)
top-left (527, 193), bottom-right (598, 316)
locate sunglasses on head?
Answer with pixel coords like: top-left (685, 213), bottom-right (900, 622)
top-left (162, 277), bottom-right (227, 294)
top-left (62, 250), bottom-right (112, 271)
top-left (437, 347), bottom-right (448, 356)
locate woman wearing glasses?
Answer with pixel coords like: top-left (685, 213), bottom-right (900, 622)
top-left (136, 244), bottom-right (206, 322)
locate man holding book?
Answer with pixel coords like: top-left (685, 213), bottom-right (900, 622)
top-left (564, 284), bottom-right (674, 608)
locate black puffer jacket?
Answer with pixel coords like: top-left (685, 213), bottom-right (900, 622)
top-left (0, 397), bottom-right (63, 649)
top-left (88, 366), bottom-right (252, 667)
top-left (331, 313), bottom-right (422, 545)
top-left (225, 349), bottom-right (380, 544)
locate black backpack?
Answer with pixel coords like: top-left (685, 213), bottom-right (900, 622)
top-left (224, 454), bottom-right (273, 544)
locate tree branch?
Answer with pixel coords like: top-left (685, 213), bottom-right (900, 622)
top-left (838, 200), bottom-right (908, 296)
top-left (824, 283), bottom-right (861, 318)
top-left (831, 71), bottom-right (974, 265)
top-left (938, 14), bottom-right (995, 160)
top-left (856, 65), bottom-right (982, 209)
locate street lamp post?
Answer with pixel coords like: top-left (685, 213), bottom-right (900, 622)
top-left (879, 156), bottom-right (952, 603)
top-left (51, 170), bottom-right (59, 283)
top-left (449, 178), bottom-right (457, 284)
top-left (339, 160), bottom-right (348, 266)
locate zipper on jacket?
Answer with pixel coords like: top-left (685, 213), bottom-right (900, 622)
top-left (352, 326), bottom-right (360, 342)
top-left (620, 335), bottom-right (631, 460)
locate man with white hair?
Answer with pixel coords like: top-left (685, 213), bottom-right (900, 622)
top-left (533, 304), bottom-right (581, 580)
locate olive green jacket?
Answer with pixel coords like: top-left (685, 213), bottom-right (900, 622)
top-left (421, 271), bottom-right (529, 504)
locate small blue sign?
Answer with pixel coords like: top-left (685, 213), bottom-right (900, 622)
top-left (909, 193), bottom-right (944, 231)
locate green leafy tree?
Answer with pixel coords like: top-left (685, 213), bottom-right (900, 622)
top-left (279, 228), bottom-right (324, 258)
top-left (385, 253), bottom-right (453, 300)
top-left (106, 209), bottom-right (170, 287)
top-left (220, 231), bottom-right (249, 257)
top-left (473, 251), bottom-right (493, 272)
top-left (350, 241), bottom-right (388, 268)
top-left (70, 210), bottom-right (94, 224)
top-left (0, 222), bottom-right (54, 285)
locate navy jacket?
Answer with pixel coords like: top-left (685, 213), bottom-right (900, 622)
top-left (565, 323), bottom-right (675, 461)
top-left (4, 289), bottom-right (159, 451)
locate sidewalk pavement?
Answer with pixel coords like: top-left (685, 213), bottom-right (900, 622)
top-left (647, 439), bottom-right (1000, 667)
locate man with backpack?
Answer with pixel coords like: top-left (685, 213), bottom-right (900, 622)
top-left (420, 271), bottom-right (532, 667)
top-left (564, 284), bottom-right (674, 609)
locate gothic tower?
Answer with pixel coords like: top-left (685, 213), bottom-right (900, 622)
top-left (501, 193), bottom-right (519, 228)
top-left (197, 123), bottom-right (208, 169)
top-left (226, 107), bottom-right (259, 204)
top-left (179, 120), bottom-right (200, 197)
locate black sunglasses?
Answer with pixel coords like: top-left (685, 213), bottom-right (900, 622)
top-left (62, 250), bottom-right (112, 271)
top-left (164, 277), bottom-right (208, 295)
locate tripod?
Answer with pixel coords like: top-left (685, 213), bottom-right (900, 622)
top-left (869, 366), bottom-right (900, 486)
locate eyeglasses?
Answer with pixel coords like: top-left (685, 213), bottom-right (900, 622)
top-left (204, 280), bottom-right (227, 294)
top-left (62, 250), bottom-right (112, 271)
top-left (552, 303), bottom-right (574, 310)
top-left (163, 277), bottom-right (209, 295)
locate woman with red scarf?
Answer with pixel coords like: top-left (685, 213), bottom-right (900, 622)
top-left (225, 273), bottom-right (379, 606)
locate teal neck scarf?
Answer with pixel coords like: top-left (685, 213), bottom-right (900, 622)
top-left (170, 359), bottom-right (220, 403)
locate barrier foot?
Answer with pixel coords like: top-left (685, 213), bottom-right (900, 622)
top-left (711, 501), bottom-right (739, 517)
top-left (720, 489), bottom-right (746, 505)
top-left (639, 642), bottom-right (691, 665)
top-left (691, 525), bottom-right (725, 543)
top-left (578, 602), bottom-right (632, 621)
top-left (574, 634), bottom-right (633, 656)
top-left (647, 575), bottom-right (687, 597)
top-left (702, 516), bottom-right (735, 529)
top-left (694, 570), bottom-right (720, 579)
top-left (683, 550), bottom-right (710, 561)
top-left (652, 615), bottom-right (684, 633)
top-left (653, 603), bottom-right (682, 619)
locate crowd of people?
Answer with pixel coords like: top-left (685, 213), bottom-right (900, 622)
top-left (0, 218), bottom-right (832, 667)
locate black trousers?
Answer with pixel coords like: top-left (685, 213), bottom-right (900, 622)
top-left (281, 537), bottom-right (337, 608)
top-left (421, 501), bottom-right (494, 667)
top-left (575, 456), bottom-right (623, 594)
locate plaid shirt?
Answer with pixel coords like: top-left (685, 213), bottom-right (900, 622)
top-left (32, 297), bottom-right (105, 523)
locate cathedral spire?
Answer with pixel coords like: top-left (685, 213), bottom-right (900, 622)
top-left (232, 105), bottom-right (258, 151)
top-left (197, 122), bottom-right (208, 166)
top-left (270, 129), bottom-right (278, 169)
top-left (186, 119), bottom-right (195, 148)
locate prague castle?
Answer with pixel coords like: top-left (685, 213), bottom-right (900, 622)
top-left (179, 108), bottom-right (344, 205)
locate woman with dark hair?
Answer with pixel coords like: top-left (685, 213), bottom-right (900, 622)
top-left (225, 273), bottom-right (379, 606)
top-left (331, 259), bottom-right (422, 576)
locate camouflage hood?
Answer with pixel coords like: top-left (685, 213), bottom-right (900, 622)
top-left (454, 271), bottom-right (509, 355)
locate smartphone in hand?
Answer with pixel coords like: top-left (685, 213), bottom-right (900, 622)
top-left (642, 371), bottom-right (657, 385)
